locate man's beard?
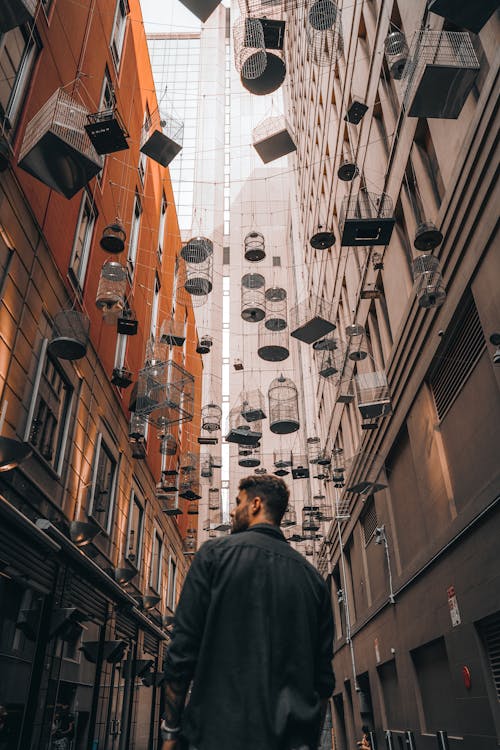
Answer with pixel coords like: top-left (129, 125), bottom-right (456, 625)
top-left (231, 507), bottom-right (250, 533)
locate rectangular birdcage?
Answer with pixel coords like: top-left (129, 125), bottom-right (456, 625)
top-left (18, 89), bottom-right (103, 199)
top-left (403, 30), bottom-right (480, 119)
top-left (160, 318), bottom-right (186, 347)
top-left (252, 116), bottom-right (296, 164)
top-left (344, 450), bottom-right (387, 496)
top-left (290, 295), bottom-right (335, 344)
top-left (240, 389), bottom-right (266, 422)
top-left (140, 112), bottom-right (184, 167)
top-left (339, 190), bottom-right (395, 247)
top-left (238, 0), bottom-right (285, 20)
top-left (427, 0), bottom-right (498, 34)
top-left (355, 371), bottom-right (392, 420)
top-left (135, 359), bottom-right (194, 427)
top-left (0, 0), bottom-right (37, 32)
top-left (85, 107), bottom-right (129, 154)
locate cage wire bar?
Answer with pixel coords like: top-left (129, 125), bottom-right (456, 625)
top-left (306, 0), bottom-right (343, 68)
top-left (18, 88), bottom-right (103, 199)
top-left (402, 30), bottom-right (480, 119)
top-left (233, 16), bottom-right (267, 80)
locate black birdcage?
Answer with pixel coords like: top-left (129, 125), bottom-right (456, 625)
top-left (48, 310), bottom-right (90, 361)
top-left (85, 107), bottom-right (129, 154)
top-left (244, 231), bottom-right (266, 262)
top-left (241, 273), bottom-right (266, 322)
top-left (339, 189), bottom-right (395, 247)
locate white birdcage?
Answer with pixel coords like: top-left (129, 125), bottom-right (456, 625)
top-left (18, 89), bottom-right (103, 199)
top-left (355, 371), bottom-right (392, 420)
top-left (403, 30), bottom-right (480, 119)
top-left (252, 116), bottom-right (296, 163)
top-left (135, 359), bottom-right (195, 427)
top-left (268, 375), bottom-right (299, 434)
top-left (412, 255), bottom-right (446, 309)
top-left (339, 189), bottom-right (395, 247)
top-left (140, 111), bottom-right (184, 167)
top-left (233, 16), bottom-right (267, 80)
top-left (290, 295), bottom-right (335, 344)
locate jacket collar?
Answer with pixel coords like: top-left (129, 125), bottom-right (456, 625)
top-left (247, 523), bottom-right (287, 542)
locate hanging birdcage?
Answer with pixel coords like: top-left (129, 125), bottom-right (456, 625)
top-left (240, 389), bottom-right (266, 422)
top-left (290, 295), bottom-right (335, 344)
top-left (135, 358), bottom-right (195, 427)
top-left (0, 0), bottom-right (37, 32)
top-left (268, 375), bottom-right (300, 434)
top-left (252, 116), bottom-right (296, 164)
top-left (200, 454), bottom-right (214, 479)
top-left (310, 229), bottom-right (335, 250)
top-left (258, 321), bottom-right (289, 362)
top-left (339, 189), bottom-right (395, 247)
top-left (244, 231), bottom-right (266, 262)
top-left (234, 358), bottom-right (244, 371)
top-left (158, 493), bottom-right (183, 516)
top-left (413, 221), bottom-right (443, 252)
top-left (241, 273), bottom-right (266, 322)
top-left (129, 413), bottom-right (147, 442)
top-left (306, 0), bottom-right (343, 68)
top-left (346, 323), bottom-right (369, 361)
top-left (331, 448), bottom-right (345, 487)
top-left (238, 444), bottom-right (261, 468)
top-left (233, 16), bottom-right (267, 80)
top-left (160, 317), bottom-right (186, 347)
top-left (307, 437), bottom-right (322, 465)
top-left (412, 255), bottom-right (446, 309)
top-left (291, 454), bottom-right (310, 479)
top-left (159, 432), bottom-right (177, 456)
top-left (317, 497), bottom-right (334, 522)
top-left (196, 335), bottom-right (213, 354)
top-left (355, 371), bottom-right (392, 420)
top-left (336, 377), bottom-right (355, 404)
top-left (117, 308), bottom-right (138, 336)
top-left (273, 451), bottom-right (292, 477)
top-left (182, 251), bottom-right (213, 297)
top-left (179, 478), bottom-right (201, 500)
top-left (208, 487), bottom-right (221, 511)
top-left (427, 0), bottom-right (498, 34)
top-left (344, 449), bottom-right (387, 496)
top-left (240, 50), bottom-right (287, 96)
top-left (18, 89), bottom-right (103, 199)
top-left (140, 111), bottom-right (184, 167)
top-left (85, 107), bottom-right (129, 155)
top-left (264, 287), bottom-right (287, 331)
top-left (280, 505), bottom-right (296, 527)
top-left (202, 403), bottom-right (222, 432)
top-left (100, 220), bottom-right (126, 254)
top-left (313, 335), bottom-right (337, 351)
top-left (319, 347), bottom-right (341, 378)
top-left (225, 407), bottom-right (262, 445)
top-left (183, 530), bottom-right (197, 555)
top-left (111, 366), bottom-right (133, 389)
top-left (384, 31), bottom-right (410, 80)
top-left (180, 452), bottom-right (198, 475)
top-left (302, 506), bottom-right (321, 532)
top-left (403, 30), bottom-right (479, 119)
top-left (180, 236), bottom-right (214, 264)
top-left (95, 261), bottom-right (127, 316)
top-left (48, 310), bottom-right (90, 360)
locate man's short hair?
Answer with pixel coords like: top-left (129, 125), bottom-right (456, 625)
top-left (239, 474), bottom-right (290, 525)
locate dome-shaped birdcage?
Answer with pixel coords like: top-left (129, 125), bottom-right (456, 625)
top-left (238, 443), bottom-right (261, 468)
top-left (233, 16), bottom-right (267, 81)
top-left (268, 375), bottom-right (300, 434)
top-left (244, 231), bottom-right (266, 262)
top-left (306, 1), bottom-right (343, 68)
top-left (100, 220), bottom-right (126, 254)
top-left (384, 30), bottom-right (409, 79)
top-left (413, 221), bottom-right (443, 252)
top-left (159, 432), bottom-right (177, 455)
top-left (96, 260), bottom-right (127, 312)
top-left (412, 255), bottom-right (446, 309)
top-left (48, 310), bottom-right (90, 360)
top-left (180, 236), bottom-right (214, 264)
top-left (202, 403), bottom-right (222, 432)
top-left (258, 320), bottom-right (290, 362)
top-left (307, 437), bottom-right (322, 465)
top-left (241, 272), bottom-right (266, 322)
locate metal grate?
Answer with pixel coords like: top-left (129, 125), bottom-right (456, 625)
top-left (479, 611), bottom-right (500, 701)
top-left (362, 497), bottom-right (377, 544)
top-left (429, 293), bottom-right (485, 421)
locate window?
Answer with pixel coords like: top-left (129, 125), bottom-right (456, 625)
top-left (272, 256), bottom-right (281, 267)
top-left (157, 193), bottom-right (167, 260)
top-left (150, 274), bottom-right (160, 340)
top-left (126, 491), bottom-right (144, 568)
top-left (127, 192), bottom-right (141, 273)
top-left (26, 340), bottom-right (73, 474)
top-left (88, 433), bottom-right (118, 533)
top-left (114, 332), bottom-right (127, 369)
top-left (150, 529), bottom-right (163, 592)
top-left (110, 0), bottom-right (129, 69)
top-left (99, 66), bottom-right (115, 110)
top-left (69, 191), bottom-right (96, 288)
top-left (362, 497), bottom-right (377, 544)
top-left (167, 556), bottom-right (177, 610)
top-left (0, 25), bottom-right (39, 131)
top-left (138, 105), bottom-right (150, 182)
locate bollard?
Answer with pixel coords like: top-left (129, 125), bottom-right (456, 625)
top-left (436, 731), bottom-right (450, 750)
top-left (384, 730), bottom-right (395, 750)
top-left (404, 731), bottom-right (416, 750)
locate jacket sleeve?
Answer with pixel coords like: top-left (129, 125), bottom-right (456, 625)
top-left (316, 583), bottom-right (335, 698)
top-left (162, 541), bottom-right (214, 725)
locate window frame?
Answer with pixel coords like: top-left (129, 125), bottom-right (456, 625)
top-left (166, 554), bottom-right (177, 611)
top-left (127, 191), bottom-right (142, 274)
top-left (157, 192), bottom-right (167, 261)
top-left (87, 432), bottom-right (119, 535)
top-left (110, 0), bottom-right (129, 70)
top-left (0, 24), bottom-right (40, 133)
top-left (69, 191), bottom-right (97, 289)
top-left (125, 489), bottom-right (144, 570)
top-left (150, 527), bottom-right (163, 593)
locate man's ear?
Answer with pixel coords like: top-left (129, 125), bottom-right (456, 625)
top-left (250, 495), bottom-right (263, 515)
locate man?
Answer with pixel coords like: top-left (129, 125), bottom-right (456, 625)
top-left (161, 474), bottom-right (335, 750)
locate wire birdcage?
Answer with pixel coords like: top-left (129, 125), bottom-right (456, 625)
top-left (225, 406), bottom-right (262, 445)
top-left (252, 116), bottom-right (296, 163)
top-left (290, 295), bottom-right (335, 344)
top-left (238, 444), bottom-right (261, 467)
top-left (140, 110), bottom-right (184, 167)
top-left (403, 30), bottom-right (480, 119)
top-left (159, 432), bottom-right (177, 456)
top-left (291, 454), bottom-right (310, 479)
top-left (265, 286), bottom-right (287, 331)
top-left (182, 251), bottom-right (213, 297)
top-left (202, 403), bottom-right (222, 432)
top-left (18, 88), bottom-right (103, 199)
top-left (258, 321), bottom-right (289, 362)
top-left (160, 317), bottom-right (186, 347)
top-left (412, 255), bottom-right (446, 309)
top-left (273, 450), bottom-right (292, 476)
top-left (384, 31), bottom-right (409, 80)
top-left (280, 505), bottom-right (297, 527)
top-left (208, 487), bottom-right (221, 511)
top-left (158, 493), bottom-right (183, 516)
top-left (233, 16), bottom-right (267, 80)
top-left (48, 310), bottom-right (90, 361)
top-left (306, 0), bottom-right (343, 68)
top-left (180, 236), bottom-right (214, 264)
top-left (240, 389), bottom-right (266, 422)
top-left (355, 371), bottom-right (392, 420)
top-left (135, 359), bottom-right (195, 427)
top-left (244, 231), bottom-right (266, 262)
top-left (241, 273), bottom-right (266, 322)
top-left (339, 189), bottom-right (395, 247)
top-left (95, 261), bottom-right (127, 313)
top-left (100, 221), bottom-right (126, 254)
top-left (268, 375), bottom-right (300, 434)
